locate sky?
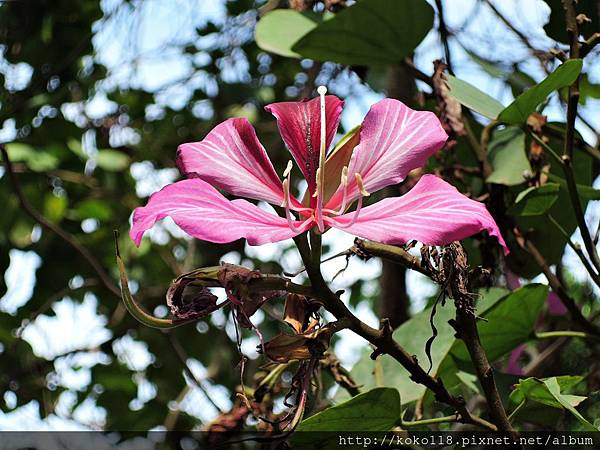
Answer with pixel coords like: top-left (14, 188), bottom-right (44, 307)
top-left (1, 0), bottom-right (599, 433)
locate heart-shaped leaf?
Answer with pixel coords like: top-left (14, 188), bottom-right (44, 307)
top-left (292, 0), bottom-right (434, 66)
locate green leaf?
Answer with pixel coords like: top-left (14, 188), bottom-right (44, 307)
top-left (579, 74), bottom-right (600, 104)
top-left (67, 137), bottom-right (86, 159)
top-left (546, 173), bottom-right (600, 201)
top-left (456, 370), bottom-right (480, 395)
top-left (451, 284), bottom-right (548, 363)
top-left (43, 193), bottom-right (68, 223)
top-left (486, 127), bottom-right (531, 186)
top-left (292, 0), bottom-right (433, 66)
top-left (508, 183), bottom-right (560, 216)
top-left (74, 199), bottom-right (113, 221)
top-left (255, 10), bottom-right (317, 58)
top-left (510, 376), bottom-right (597, 430)
top-left (298, 387), bottom-right (400, 432)
top-left (445, 75), bottom-right (505, 120)
top-left (95, 149), bottom-right (130, 171)
top-left (498, 60), bottom-right (583, 124)
top-left (5, 143), bottom-right (60, 172)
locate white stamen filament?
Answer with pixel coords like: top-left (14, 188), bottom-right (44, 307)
top-left (282, 178), bottom-right (303, 233)
top-left (355, 172), bottom-right (370, 197)
top-left (283, 159), bottom-right (293, 178)
top-left (315, 85), bottom-right (328, 232)
top-left (335, 166), bottom-right (349, 214)
top-left (312, 168), bottom-right (321, 198)
top-left (280, 160), bottom-right (303, 233)
top-left (334, 172), bottom-right (369, 229)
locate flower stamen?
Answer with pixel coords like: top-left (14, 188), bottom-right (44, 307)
top-left (355, 172), bottom-right (370, 197)
top-left (281, 160), bottom-right (304, 233)
top-left (335, 165), bottom-right (349, 214)
top-left (334, 172), bottom-right (369, 229)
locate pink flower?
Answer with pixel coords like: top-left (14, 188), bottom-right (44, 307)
top-left (130, 88), bottom-right (507, 254)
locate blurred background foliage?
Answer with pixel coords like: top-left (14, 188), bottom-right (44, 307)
top-left (1, 0), bottom-right (600, 439)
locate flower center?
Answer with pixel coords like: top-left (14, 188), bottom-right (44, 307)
top-left (280, 86), bottom-right (370, 232)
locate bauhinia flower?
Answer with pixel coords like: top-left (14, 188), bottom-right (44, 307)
top-left (130, 87), bottom-right (507, 254)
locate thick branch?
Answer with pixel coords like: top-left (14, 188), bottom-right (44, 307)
top-left (451, 307), bottom-right (517, 438)
top-left (294, 234), bottom-right (497, 431)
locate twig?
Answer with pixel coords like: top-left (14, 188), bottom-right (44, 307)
top-left (522, 236), bottom-right (600, 336)
top-left (581, 32), bottom-right (600, 57)
top-left (547, 214), bottom-right (600, 287)
top-left (434, 0), bottom-right (453, 73)
top-left (529, 135), bottom-right (600, 274)
top-left (165, 332), bottom-right (224, 413)
top-left (401, 414), bottom-right (459, 428)
top-left (352, 239), bottom-right (428, 275)
top-left (484, 0), bottom-right (550, 72)
top-left (535, 330), bottom-right (597, 340)
top-left (1, 144), bottom-right (121, 298)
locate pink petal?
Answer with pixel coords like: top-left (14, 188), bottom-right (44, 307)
top-left (177, 118), bottom-right (293, 207)
top-left (327, 175), bottom-right (508, 255)
top-left (130, 179), bottom-right (311, 246)
top-left (505, 344), bottom-right (526, 376)
top-left (547, 292), bottom-right (567, 316)
top-left (265, 95), bottom-right (343, 194)
top-left (327, 99), bottom-right (447, 210)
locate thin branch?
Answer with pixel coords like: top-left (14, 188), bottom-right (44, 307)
top-left (435, 0), bottom-right (453, 73)
top-left (165, 332), bottom-right (224, 413)
top-left (581, 32), bottom-right (600, 57)
top-left (1, 144), bottom-right (121, 298)
top-left (535, 330), bottom-right (596, 340)
top-left (547, 214), bottom-right (600, 287)
top-left (401, 414), bottom-right (459, 428)
top-left (353, 239), bottom-right (428, 275)
top-left (522, 236), bottom-right (600, 336)
top-left (529, 135), bottom-right (600, 274)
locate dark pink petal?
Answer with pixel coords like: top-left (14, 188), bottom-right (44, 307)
top-left (327, 99), bottom-right (447, 210)
top-left (177, 118), bottom-right (292, 207)
top-left (327, 175), bottom-right (508, 254)
top-left (547, 292), bottom-right (567, 316)
top-left (265, 95), bottom-right (343, 193)
top-left (130, 179), bottom-right (311, 246)
top-left (505, 344), bottom-right (526, 376)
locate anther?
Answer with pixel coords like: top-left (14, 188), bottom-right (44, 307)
top-left (312, 168), bottom-right (321, 198)
top-left (335, 166), bottom-right (349, 215)
top-left (283, 160), bottom-right (293, 178)
top-left (355, 173), bottom-right (370, 197)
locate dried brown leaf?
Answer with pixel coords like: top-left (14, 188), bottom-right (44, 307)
top-left (432, 59), bottom-right (466, 146)
top-left (166, 275), bottom-right (221, 321)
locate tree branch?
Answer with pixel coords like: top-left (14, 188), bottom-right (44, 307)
top-left (521, 235), bottom-right (600, 336)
